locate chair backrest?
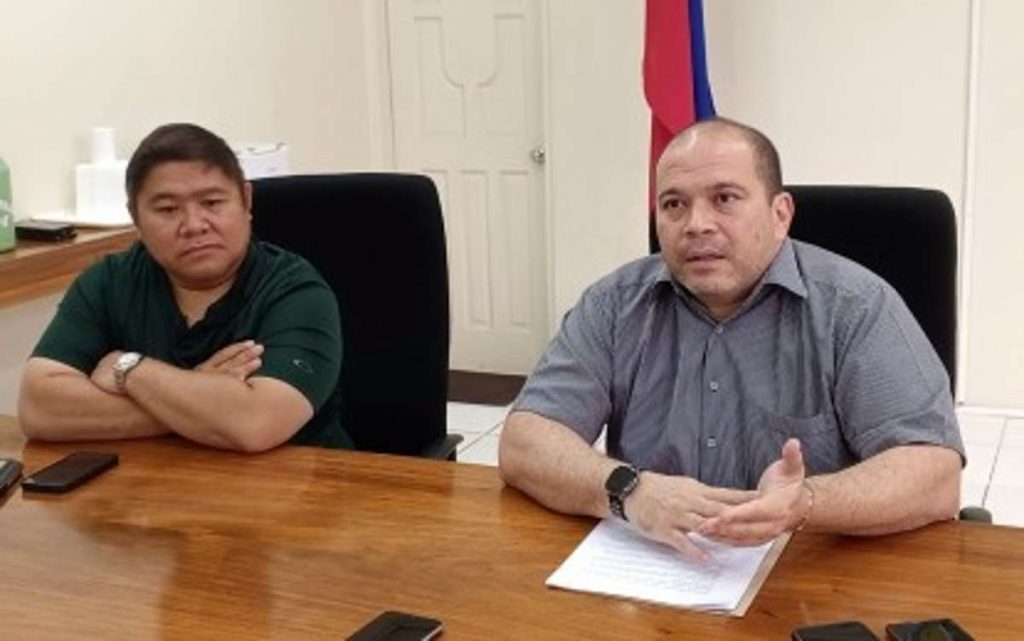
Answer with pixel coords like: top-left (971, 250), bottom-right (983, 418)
top-left (250, 173), bottom-right (450, 455)
top-left (786, 186), bottom-right (957, 389)
top-left (647, 185), bottom-right (958, 389)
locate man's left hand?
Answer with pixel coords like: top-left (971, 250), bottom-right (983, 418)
top-left (195, 340), bottom-right (264, 381)
top-left (697, 438), bottom-right (809, 546)
top-left (90, 351), bottom-right (125, 395)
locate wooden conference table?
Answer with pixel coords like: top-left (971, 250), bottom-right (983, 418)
top-left (1, 416), bottom-right (1022, 640)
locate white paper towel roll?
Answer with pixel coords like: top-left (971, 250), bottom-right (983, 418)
top-left (75, 126), bottom-right (131, 226)
top-left (90, 127), bottom-right (117, 164)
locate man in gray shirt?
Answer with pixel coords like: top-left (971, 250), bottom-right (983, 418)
top-left (499, 118), bottom-right (963, 559)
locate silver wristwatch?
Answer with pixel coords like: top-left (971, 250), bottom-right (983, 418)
top-left (113, 352), bottom-right (144, 393)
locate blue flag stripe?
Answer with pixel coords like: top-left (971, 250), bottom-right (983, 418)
top-left (688, 0), bottom-right (716, 119)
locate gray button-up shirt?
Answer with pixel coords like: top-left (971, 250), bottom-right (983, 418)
top-left (513, 239), bottom-right (964, 489)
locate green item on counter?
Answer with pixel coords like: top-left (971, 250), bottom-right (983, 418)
top-left (0, 157), bottom-right (14, 252)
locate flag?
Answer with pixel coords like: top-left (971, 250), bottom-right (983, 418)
top-left (644, 0), bottom-right (716, 211)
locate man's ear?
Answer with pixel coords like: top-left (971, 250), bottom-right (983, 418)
top-left (243, 181), bottom-right (253, 218)
top-left (772, 191), bottom-right (795, 239)
top-left (126, 201), bottom-right (143, 233)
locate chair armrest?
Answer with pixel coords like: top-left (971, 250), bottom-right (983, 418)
top-left (419, 434), bottom-right (464, 461)
top-left (958, 506), bottom-right (993, 523)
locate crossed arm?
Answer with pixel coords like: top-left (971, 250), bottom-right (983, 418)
top-left (499, 411), bottom-right (962, 559)
top-left (18, 341), bottom-right (313, 453)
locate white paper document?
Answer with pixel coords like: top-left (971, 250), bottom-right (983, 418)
top-left (546, 519), bottom-right (785, 614)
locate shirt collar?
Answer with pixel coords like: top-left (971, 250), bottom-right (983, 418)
top-left (203, 242), bottom-right (265, 324)
top-left (759, 238), bottom-right (808, 299)
top-left (654, 237), bottom-right (808, 304)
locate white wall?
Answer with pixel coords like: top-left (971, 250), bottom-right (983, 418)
top-left (704, 1), bottom-right (970, 212)
top-left (0, 0), bottom-right (375, 220)
top-left (963, 0), bottom-right (1024, 406)
top-left (0, 295), bottom-right (62, 415)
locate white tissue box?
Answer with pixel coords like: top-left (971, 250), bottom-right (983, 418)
top-left (75, 160), bottom-right (132, 226)
top-left (233, 143), bottom-right (289, 180)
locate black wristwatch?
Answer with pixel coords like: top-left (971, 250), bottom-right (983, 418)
top-left (604, 464), bottom-right (640, 521)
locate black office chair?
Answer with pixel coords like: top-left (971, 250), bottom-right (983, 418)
top-left (788, 186), bottom-right (987, 524)
top-left (250, 173), bottom-right (462, 460)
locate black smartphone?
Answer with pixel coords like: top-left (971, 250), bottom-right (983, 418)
top-left (346, 611), bottom-right (443, 641)
top-left (886, 618), bottom-right (973, 641)
top-left (792, 621), bottom-right (880, 641)
top-left (15, 219), bottom-right (77, 241)
top-left (1, 458), bottom-right (23, 495)
top-left (21, 452), bottom-right (119, 494)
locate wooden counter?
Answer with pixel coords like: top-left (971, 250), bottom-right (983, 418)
top-left (0, 227), bottom-right (136, 309)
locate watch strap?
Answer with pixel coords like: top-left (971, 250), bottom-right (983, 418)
top-left (609, 493), bottom-right (629, 521)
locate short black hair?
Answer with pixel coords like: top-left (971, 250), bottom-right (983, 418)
top-left (670, 117), bottom-right (784, 197)
top-left (126, 123), bottom-right (245, 214)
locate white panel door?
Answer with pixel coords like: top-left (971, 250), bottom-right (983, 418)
top-left (387, 0), bottom-right (548, 375)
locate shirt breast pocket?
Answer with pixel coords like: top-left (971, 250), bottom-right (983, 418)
top-left (750, 405), bottom-right (851, 478)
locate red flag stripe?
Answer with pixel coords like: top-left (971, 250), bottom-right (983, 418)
top-left (644, 0), bottom-right (698, 209)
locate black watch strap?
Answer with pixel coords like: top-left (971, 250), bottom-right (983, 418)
top-left (609, 493), bottom-right (629, 521)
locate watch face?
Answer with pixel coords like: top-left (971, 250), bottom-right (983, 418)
top-left (605, 465), bottom-right (639, 495)
top-left (117, 352), bottom-right (141, 370)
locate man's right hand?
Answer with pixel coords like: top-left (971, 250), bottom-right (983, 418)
top-left (194, 341), bottom-right (264, 381)
top-left (624, 472), bottom-right (756, 560)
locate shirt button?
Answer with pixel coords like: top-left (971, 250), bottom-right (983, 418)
top-left (709, 381), bottom-right (720, 392)
top-left (706, 437), bottom-right (717, 448)
top-left (715, 326), bottom-right (724, 335)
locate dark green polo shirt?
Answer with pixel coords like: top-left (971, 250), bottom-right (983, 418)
top-left (32, 241), bottom-right (352, 449)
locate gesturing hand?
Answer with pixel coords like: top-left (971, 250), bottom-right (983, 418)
top-left (625, 472), bottom-right (756, 560)
top-left (697, 438), bottom-right (810, 546)
top-left (195, 340), bottom-right (264, 381)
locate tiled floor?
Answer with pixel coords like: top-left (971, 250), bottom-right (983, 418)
top-left (448, 401), bottom-right (508, 466)
top-left (449, 403), bottom-right (1024, 528)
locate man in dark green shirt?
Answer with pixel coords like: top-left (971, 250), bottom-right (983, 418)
top-left (19, 123), bottom-right (351, 451)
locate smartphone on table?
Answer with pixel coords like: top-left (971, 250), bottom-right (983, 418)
top-left (886, 618), bottom-right (973, 641)
top-left (21, 451), bottom-right (119, 493)
top-left (1, 458), bottom-right (23, 496)
top-left (347, 611), bottom-right (443, 641)
top-left (792, 621), bottom-right (880, 641)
